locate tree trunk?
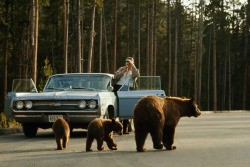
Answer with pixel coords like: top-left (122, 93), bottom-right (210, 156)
top-left (77, 0), bottom-right (81, 73)
top-left (242, 0), bottom-right (250, 110)
top-left (150, 1), bottom-right (154, 76)
top-left (51, 26), bottom-right (55, 72)
top-left (63, 0), bottom-right (69, 73)
top-left (194, 2), bottom-right (197, 101)
top-left (229, 0), bottom-right (235, 111)
top-left (168, 0), bottom-right (171, 96)
top-left (132, 1), bottom-right (136, 59)
top-left (213, 14), bottom-right (217, 112)
top-left (99, 8), bottom-right (103, 73)
top-left (91, 43), bottom-right (95, 72)
top-left (32, 0), bottom-right (39, 86)
top-left (188, 13), bottom-right (193, 98)
top-left (63, 0), bottom-right (66, 73)
top-left (29, 0), bottom-right (35, 77)
top-left (25, 22), bottom-right (30, 80)
top-left (146, 1), bottom-right (150, 76)
top-left (4, 0), bottom-right (9, 100)
top-left (127, 0), bottom-right (130, 58)
top-left (138, 0), bottom-right (141, 70)
top-left (198, 0), bottom-right (204, 106)
top-left (173, 0), bottom-right (178, 96)
top-left (113, 0), bottom-right (117, 73)
top-left (81, 20), bottom-right (84, 73)
top-left (207, 26), bottom-right (212, 111)
top-left (19, 27), bottom-right (24, 79)
top-left (103, 7), bottom-right (109, 73)
top-left (153, 0), bottom-right (157, 76)
top-left (87, 0), bottom-right (96, 73)
top-left (66, 0), bottom-right (69, 72)
top-left (228, 52), bottom-right (231, 110)
top-left (70, 0), bottom-right (74, 73)
top-left (223, 59), bottom-right (227, 109)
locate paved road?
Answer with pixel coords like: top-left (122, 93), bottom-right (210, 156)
top-left (0, 112), bottom-right (250, 167)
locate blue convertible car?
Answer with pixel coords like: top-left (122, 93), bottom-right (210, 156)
top-left (5, 73), bottom-right (165, 137)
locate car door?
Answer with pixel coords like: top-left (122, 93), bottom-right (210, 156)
top-left (117, 76), bottom-right (166, 120)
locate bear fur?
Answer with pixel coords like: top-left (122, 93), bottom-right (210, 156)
top-left (86, 118), bottom-right (123, 151)
top-left (52, 117), bottom-right (70, 150)
top-left (133, 95), bottom-right (201, 152)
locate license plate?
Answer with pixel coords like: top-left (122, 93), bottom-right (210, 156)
top-left (49, 115), bottom-right (63, 122)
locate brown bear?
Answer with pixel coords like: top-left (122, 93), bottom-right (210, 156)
top-left (52, 117), bottom-right (70, 150)
top-left (86, 118), bottom-right (123, 151)
top-left (133, 95), bottom-right (201, 152)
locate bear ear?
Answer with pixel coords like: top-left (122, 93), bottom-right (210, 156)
top-left (119, 118), bottom-right (124, 124)
top-left (111, 118), bottom-right (116, 124)
top-left (190, 96), bottom-right (196, 102)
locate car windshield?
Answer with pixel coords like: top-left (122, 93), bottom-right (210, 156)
top-left (44, 75), bottom-right (112, 92)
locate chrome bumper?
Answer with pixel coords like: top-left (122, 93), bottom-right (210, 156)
top-left (12, 109), bottom-right (100, 124)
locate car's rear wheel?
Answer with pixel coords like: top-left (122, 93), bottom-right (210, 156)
top-left (22, 123), bottom-right (38, 137)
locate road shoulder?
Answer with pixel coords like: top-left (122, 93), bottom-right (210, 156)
top-left (0, 127), bottom-right (23, 135)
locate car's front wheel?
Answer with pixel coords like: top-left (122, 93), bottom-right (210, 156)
top-left (22, 123), bottom-right (38, 137)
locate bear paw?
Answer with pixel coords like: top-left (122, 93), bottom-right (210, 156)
top-left (153, 144), bottom-right (163, 150)
top-left (166, 145), bottom-right (177, 150)
top-left (86, 148), bottom-right (93, 152)
top-left (98, 146), bottom-right (105, 151)
top-left (57, 146), bottom-right (63, 150)
top-left (136, 148), bottom-right (147, 152)
top-left (110, 147), bottom-right (117, 150)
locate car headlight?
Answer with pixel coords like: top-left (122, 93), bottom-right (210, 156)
top-left (25, 101), bottom-right (33, 109)
top-left (88, 100), bottom-right (97, 109)
top-left (16, 101), bottom-right (24, 110)
top-left (78, 100), bottom-right (87, 109)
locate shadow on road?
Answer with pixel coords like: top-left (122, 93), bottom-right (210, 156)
top-left (35, 130), bottom-right (87, 138)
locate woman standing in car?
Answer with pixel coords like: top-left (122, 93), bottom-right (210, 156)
top-left (113, 57), bottom-right (140, 92)
top-left (113, 57), bottom-right (140, 134)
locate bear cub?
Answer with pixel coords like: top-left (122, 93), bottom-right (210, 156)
top-left (52, 117), bottom-right (70, 150)
top-left (86, 118), bottom-right (123, 151)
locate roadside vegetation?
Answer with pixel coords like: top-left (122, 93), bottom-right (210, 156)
top-left (0, 112), bottom-right (20, 128)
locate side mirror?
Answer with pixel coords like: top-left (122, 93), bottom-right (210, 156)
top-left (108, 86), bottom-right (114, 92)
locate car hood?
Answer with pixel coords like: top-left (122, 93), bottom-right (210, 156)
top-left (13, 91), bottom-right (101, 100)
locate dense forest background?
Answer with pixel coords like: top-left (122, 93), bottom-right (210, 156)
top-left (0, 0), bottom-right (249, 112)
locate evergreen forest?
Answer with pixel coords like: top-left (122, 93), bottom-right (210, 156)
top-left (0, 0), bottom-right (249, 114)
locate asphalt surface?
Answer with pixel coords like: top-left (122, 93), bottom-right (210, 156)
top-left (0, 127), bottom-right (23, 135)
top-left (0, 112), bottom-right (250, 167)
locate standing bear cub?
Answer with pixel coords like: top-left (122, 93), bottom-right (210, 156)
top-left (52, 117), bottom-right (70, 150)
top-left (86, 118), bottom-right (123, 151)
top-left (133, 95), bottom-right (201, 152)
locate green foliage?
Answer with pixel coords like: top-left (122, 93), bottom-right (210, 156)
top-left (0, 112), bottom-right (7, 128)
top-left (38, 57), bottom-right (53, 92)
top-left (0, 112), bottom-right (20, 128)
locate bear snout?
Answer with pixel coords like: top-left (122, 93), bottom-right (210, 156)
top-left (195, 110), bottom-right (201, 117)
